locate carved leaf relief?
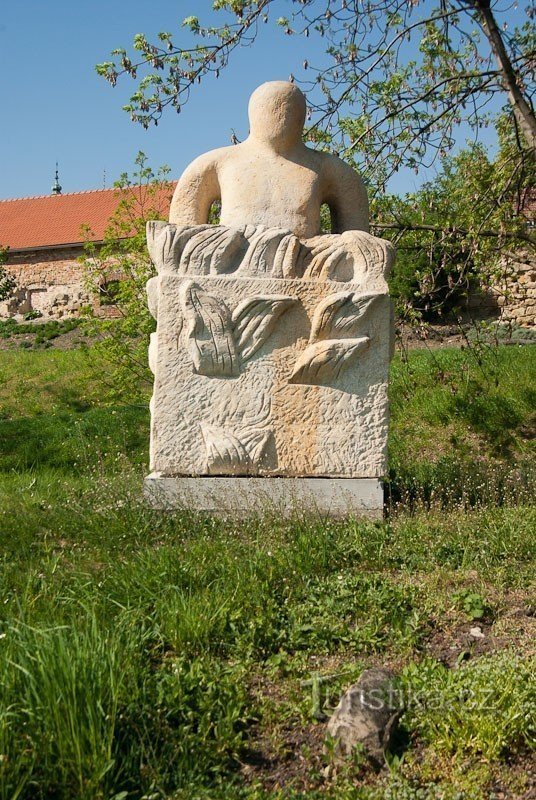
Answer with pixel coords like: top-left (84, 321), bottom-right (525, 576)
top-left (289, 292), bottom-right (380, 386)
top-left (238, 228), bottom-right (300, 277)
top-left (232, 295), bottom-right (296, 361)
top-left (201, 424), bottom-right (273, 474)
top-left (310, 293), bottom-right (379, 341)
top-left (146, 220), bottom-right (203, 274)
top-left (179, 281), bottom-right (239, 377)
top-left (179, 282), bottom-right (296, 377)
top-left (289, 337), bottom-right (370, 385)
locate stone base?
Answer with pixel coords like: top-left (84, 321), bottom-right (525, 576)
top-left (143, 474), bottom-right (384, 519)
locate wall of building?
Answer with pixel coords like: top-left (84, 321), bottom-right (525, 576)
top-left (494, 253), bottom-right (536, 328)
top-left (0, 245), bottom-right (118, 319)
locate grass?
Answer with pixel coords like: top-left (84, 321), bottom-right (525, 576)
top-left (0, 344), bottom-right (534, 798)
top-left (0, 317), bottom-right (82, 347)
top-left (0, 344), bottom-right (534, 494)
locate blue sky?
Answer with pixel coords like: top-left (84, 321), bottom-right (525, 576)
top-left (0, 1), bottom-right (521, 201)
top-left (0, 1), bottom-right (321, 199)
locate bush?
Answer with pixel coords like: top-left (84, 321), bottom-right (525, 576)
top-left (0, 244), bottom-right (16, 302)
top-left (81, 152), bottom-right (174, 402)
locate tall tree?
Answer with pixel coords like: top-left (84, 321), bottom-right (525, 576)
top-left (378, 117), bottom-right (535, 319)
top-left (97, 1), bottom-right (534, 323)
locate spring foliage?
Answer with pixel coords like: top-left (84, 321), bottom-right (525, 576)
top-left (81, 152), bottom-right (174, 401)
top-left (0, 245), bottom-right (15, 302)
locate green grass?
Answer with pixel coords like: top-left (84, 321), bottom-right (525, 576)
top-left (0, 349), bottom-right (147, 473)
top-left (0, 317), bottom-right (81, 336)
top-left (0, 345), bottom-right (534, 498)
top-left (390, 344), bottom-right (535, 458)
top-left (0, 469), bottom-right (534, 798)
top-left (0, 345), bottom-right (534, 798)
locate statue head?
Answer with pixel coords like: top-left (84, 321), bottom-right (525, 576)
top-left (248, 81), bottom-right (306, 150)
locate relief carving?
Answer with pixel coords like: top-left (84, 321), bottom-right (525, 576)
top-left (146, 219), bottom-right (393, 286)
top-left (201, 425), bottom-right (274, 474)
top-left (179, 280), bottom-right (296, 377)
top-left (289, 293), bottom-right (380, 386)
top-left (201, 392), bottom-right (276, 474)
top-left (238, 228), bottom-right (302, 278)
top-left (290, 337), bottom-right (370, 385)
top-left (147, 221), bottom-right (248, 276)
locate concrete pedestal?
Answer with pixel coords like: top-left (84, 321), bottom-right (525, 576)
top-left (143, 474), bottom-right (384, 519)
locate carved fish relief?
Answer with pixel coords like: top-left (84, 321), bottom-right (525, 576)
top-left (289, 292), bottom-right (381, 386)
top-left (179, 281), bottom-right (297, 377)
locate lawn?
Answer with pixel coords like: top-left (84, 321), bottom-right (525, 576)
top-left (0, 344), bottom-right (534, 799)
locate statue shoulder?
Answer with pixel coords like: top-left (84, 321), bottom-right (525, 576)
top-left (179, 145), bottom-right (236, 182)
top-left (313, 150), bottom-right (363, 186)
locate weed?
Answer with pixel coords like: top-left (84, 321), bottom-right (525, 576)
top-left (401, 653), bottom-right (535, 761)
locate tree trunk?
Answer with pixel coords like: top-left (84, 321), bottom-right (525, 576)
top-left (469, 0), bottom-right (536, 149)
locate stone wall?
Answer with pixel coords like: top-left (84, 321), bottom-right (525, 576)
top-left (0, 245), bottom-right (118, 319)
top-left (495, 253), bottom-right (536, 327)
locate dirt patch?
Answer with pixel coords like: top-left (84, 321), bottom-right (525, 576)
top-left (396, 321), bottom-right (536, 351)
top-left (423, 590), bottom-right (536, 667)
top-left (396, 322), bottom-right (467, 351)
top-left (241, 654), bottom-right (407, 793)
top-left (239, 592), bottom-right (535, 794)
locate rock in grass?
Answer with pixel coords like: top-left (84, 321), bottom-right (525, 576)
top-left (326, 668), bottom-right (401, 768)
top-left (469, 626), bottom-right (485, 638)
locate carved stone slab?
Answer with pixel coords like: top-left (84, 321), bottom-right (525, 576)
top-left (149, 274), bottom-right (392, 478)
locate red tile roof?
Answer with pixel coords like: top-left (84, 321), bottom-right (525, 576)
top-left (0, 185), bottom-right (176, 251)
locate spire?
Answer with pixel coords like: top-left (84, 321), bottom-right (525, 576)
top-left (51, 162), bottom-right (62, 195)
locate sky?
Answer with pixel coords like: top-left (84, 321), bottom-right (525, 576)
top-left (0, 1), bottom-right (522, 201)
top-left (0, 1), bottom-right (322, 200)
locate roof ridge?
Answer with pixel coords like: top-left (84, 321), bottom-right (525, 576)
top-left (0, 183), bottom-right (176, 203)
top-left (0, 187), bottom-right (129, 203)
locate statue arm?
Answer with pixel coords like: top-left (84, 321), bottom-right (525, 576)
top-left (322, 156), bottom-right (370, 234)
top-left (169, 153), bottom-right (221, 225)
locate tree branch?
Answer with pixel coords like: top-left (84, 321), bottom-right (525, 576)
top-left (373, 221), bottom-right (536, 245)
top-left (469, 0), bottom-right (536, 149)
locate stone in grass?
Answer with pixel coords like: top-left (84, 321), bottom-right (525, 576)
top-left (326, 668), bottom-right (401, 769)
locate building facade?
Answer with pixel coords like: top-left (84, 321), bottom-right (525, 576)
top-left (0, 185), bottom-right (174, 319)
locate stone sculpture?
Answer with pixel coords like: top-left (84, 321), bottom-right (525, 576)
top-left (144, 81), bottom-right (395, 516)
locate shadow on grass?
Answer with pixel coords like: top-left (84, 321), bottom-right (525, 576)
top-left (453, 392), bottom-right (524, 453)
top-left (0, 405), bottom-right (149, 473)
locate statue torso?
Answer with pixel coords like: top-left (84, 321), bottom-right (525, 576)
top-left (217, 144), bottom-right (324, 239)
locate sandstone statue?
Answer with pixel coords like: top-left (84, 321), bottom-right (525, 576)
top-left (144, 81), bottom-right (395, 516)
